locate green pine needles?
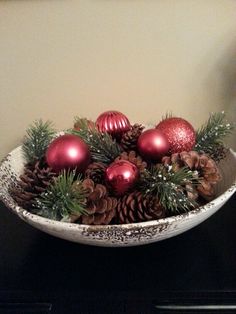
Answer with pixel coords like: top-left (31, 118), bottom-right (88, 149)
top-left (33, 171), bottom-right (87, 220)
top-left (69, 117), bottom-right (123, 164)
top-left (23, 119), bottom-right (55, 164)
top-left (195, 112), bottom-right (234, 160)
top-left (161, 111), bottom-right (173, 121)
top-left (139, 165), bottom-right (199, 214)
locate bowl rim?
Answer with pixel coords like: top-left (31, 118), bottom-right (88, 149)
top-left (0, 146), bottom-right (236, 231)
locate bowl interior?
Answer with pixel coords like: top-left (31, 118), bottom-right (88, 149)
top-left (1, 146), bottom-right (236, 215)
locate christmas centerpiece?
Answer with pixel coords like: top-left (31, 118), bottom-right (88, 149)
top-left (10, 111), bottom-right (234, 226)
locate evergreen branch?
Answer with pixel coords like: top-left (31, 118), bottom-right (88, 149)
top-left (23, 119), bottom-right (55, 164)
top-left (74, 116), bottom-right (93, 129)
top-left (33, 170), bottom-right (87, 220)
top-left (68, 117), bottom-right (123, 164)
top-left (195, 112), bottom-right (234, 159)
top-left (161, 111), bottom-right (173, 121)
top-left (139, 165), bottom-right (199, 214)
top-left (73, 117), bottom-right (94, 130)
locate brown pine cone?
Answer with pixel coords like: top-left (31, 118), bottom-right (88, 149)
top-left (116, 191), bottom-right (165, 224)
top-left (11, 159), bottom-right (57, 209)
top-left (73, 179), bottom-right (117, 225)
top-left (121, 124), bottom-right (144, 151)
top-left (85, 162), bottom-right (106, 184)
top-left (115, 151), bottom-right (147, 172)
top-left (162, 151), bottom-right (221, 200)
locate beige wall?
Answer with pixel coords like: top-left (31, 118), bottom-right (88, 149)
top-left (1, 0), bottom-right (236, 160)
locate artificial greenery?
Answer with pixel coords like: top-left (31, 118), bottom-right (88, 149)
top-left (69, 117), bottom-right (123, 164)
top-left (14, 111), bottom-right (233, 224)
top-left (33, 170), bottom-right (87, 220)
top-left (138, 164), bottom-right (199, 214)
top-left (195, 111), bottom-right (234, 160)
top-left (23, 119), bottom-right (55, 164)
top-left (161, 111), bottom-right (173, 121)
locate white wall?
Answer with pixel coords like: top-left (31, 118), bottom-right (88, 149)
top-left (1, 0), bottom-right (236, 159)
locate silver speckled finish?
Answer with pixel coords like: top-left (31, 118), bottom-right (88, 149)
top-left (0, 146), bottom-right (235, 247)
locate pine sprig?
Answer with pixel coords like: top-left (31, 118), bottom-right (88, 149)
top-left (195, 112), bottom-right (234, 160)
top-left (74, 116), bottom-right (93, 129)
top-left (23, 119), bottom-right (55, 164)
top-left (33, 170), bottom-right (87, 220)
top-left (69, 117), bottom-right (123, 164)
top-left (161, 111), bottom-right (173, 121)
top-left (139, 165), bottom-right (199, 214)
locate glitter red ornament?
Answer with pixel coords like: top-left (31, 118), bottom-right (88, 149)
top-left (96, 110), bottom-right (131, 138)
top-left (137, 129), bottom-right (170, 162)
top-left (156, 117), bottom-right (196, 153)
top-left (105, 160), bottom-right (139, 196)
top-left (46, 134), bottom-right (91, 173)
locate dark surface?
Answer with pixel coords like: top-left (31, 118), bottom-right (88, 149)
top-left (0, 194), bottom-right (236, 313)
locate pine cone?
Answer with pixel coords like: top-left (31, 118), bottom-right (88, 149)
top-left (116, 191), bottom-right (165, 224)
top-left (162, 151), bottom-right (221, 200)
top-left (73, 179), bottom-right (117, 225)
top-left (115, 151), bottom-right (147, 172)
top-left (85, 162), bottom-right (106, 184)
top-left (11, 159), bottom-right (57, 209)
top-left (121, 124), bottom-right (144, 151)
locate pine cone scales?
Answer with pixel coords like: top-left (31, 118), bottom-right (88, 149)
top-left (78, 179), bottom-right (117, 225)
top-left (11, 160), bottom-right (56, 209)
top-left (117, 191), bottom-right (165, 224)
top-left (85, 162), bottom-right (106, 183)
top-left (115, 151), bottom-right (147, 171)
top-left (121, 124), bottom-right (144, 151)
top-left (162, 151), bottom-right (221, 200)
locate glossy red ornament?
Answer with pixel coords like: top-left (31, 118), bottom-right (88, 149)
top-left (96, 110), bottom-right (131, 138)
top-left (156, 117), bottom-right (196, 153)
top-left (105, 160), bottom-right (139, 196)
top-left (137, 129), bottom-right (170, 162)
top-left (46, 134), bottom-right (91, 173)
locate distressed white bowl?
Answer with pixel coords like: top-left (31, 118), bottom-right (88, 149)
top-left (0, 146), bottom-right (235, 247)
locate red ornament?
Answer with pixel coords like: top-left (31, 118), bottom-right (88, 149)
top-left (156, 117), bottom-right (196, 153)
top-left (96, 110), bottom-right (131, 138)
top-left (105, 160), bottom-right (139, 196)
top-left (46, 134), bottom-right (91, 173)
top-left (137, 129), bottom-right (170, 162)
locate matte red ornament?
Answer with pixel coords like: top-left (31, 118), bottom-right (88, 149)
top-left (46, 134), bottom-right (91, 173)
top-left (105, 160), bottom-right (139, 196)
top-left (156, 117), bottom-right (196, 153)
top-left (137, 129), bottom-right (170, 162)
top-left (96, 110), bottom-right (131, 138)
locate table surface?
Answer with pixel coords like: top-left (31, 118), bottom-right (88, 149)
top-left (0, 194), bottom-right (236, 313)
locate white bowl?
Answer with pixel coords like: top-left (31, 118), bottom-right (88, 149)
top-left (0, 146), bottom-right (235, 247)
